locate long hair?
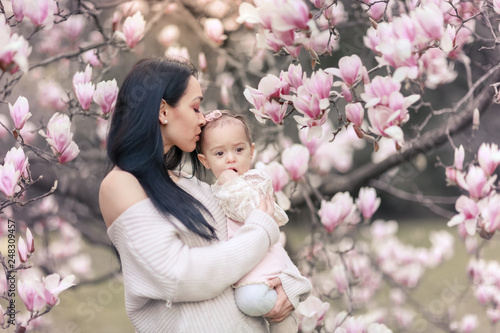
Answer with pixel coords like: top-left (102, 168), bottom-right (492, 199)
top-left (106, 57), bottom-right (216, 240)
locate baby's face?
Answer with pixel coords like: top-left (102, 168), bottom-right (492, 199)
top-left (198, 122), bottom-right (254, 180)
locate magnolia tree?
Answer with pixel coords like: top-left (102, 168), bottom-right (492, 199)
top-left (1, 0), bottom-right (500, 332)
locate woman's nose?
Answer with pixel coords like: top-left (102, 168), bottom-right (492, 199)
top-left (199, 113), bottom-right (207, 126)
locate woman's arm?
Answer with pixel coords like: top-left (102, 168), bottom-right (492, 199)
top-left (277, 255), bottom-right (312, 308)
top-left (114, 205), bottom-right (280, 303)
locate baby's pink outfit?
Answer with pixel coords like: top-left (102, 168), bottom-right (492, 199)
top-left (211, 168), bottom-right (290, 287)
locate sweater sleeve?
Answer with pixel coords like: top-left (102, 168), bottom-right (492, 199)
top-left (108, 199), bottom-right (280, 305)
top-left (278, 255), bottom-right (312, 309)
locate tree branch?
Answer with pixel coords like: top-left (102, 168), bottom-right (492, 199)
top-left (317, 67), bottom-right (500, 196)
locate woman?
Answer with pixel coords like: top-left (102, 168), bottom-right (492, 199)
top-left (99, 57), bottom-right (310, 333)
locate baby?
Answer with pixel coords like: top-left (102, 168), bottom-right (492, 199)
top-left (197, 110), bottom-right (311, 333)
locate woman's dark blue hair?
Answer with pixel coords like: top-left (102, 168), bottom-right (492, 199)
top-left (106, 57), bottom-right (216, 240)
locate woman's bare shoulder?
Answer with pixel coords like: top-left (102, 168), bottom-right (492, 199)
top-left (99, 168), bottom-right (147, 228)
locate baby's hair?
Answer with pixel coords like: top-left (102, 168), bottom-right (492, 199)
top-left (198, 110), bottom-right (252, 153)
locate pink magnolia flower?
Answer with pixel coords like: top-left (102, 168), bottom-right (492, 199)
top-left (367, 105), bottom-right (405, 147)
top-left (296, 296), bottom-right (330, 333)
top-left (122, 11), bottom-right (146, 48)
top-left (473, 284), bottom-right (495, 304)
top-left (363, 26), bottom-right (380, 52)
top-left (341, 83), bottom-right (353, 103)
top-left (340, 314), bottom-right (369, 332)
top-left (271, 0), bottom-right (310, 32)
top-left (0, 17), bottom-right (32, 74)
top-left (236, 2), bottom-right (262, 26)
top-left (22, 0), bottom-right (50, 26)
top-left (293, 86), bottom-right (326, 120)
top-left (393, 14), bottom-right (416, 43)
top-left (165, 46), bottom-right (190, 60)
top-left (494, 0), bottom-right (500, 14)
top-left (473, 108), bottom-right (480, 130)
top-left (298, 125), bottom-right (323, 156)
top-left (38, 80), bottom-right (68, 111)
top-left (40, 113), bottom-right (80, 164)
top-left (454, 145), bottom-right (465, 170)
top-left (258, 100), bottom-right (288, 125)
top-left (4, 147), bottom-right (29, 179)
top-left (63, 15), bottom-right (86, 40)
top-left (447, 195), bottom-right (480, 236)
top-left (38, 273), bottom-right (76, 306)
top-left (204, 18), bottom-right (227, 45)
top-left (478, 143), bottom-right (500, 176)
top-left (356, 187), bottom-right (381, 219)
top-left (12, 0), bottom-right (25, 21)
top-left (0, 114), bottom-right (9, 139)
top-left (281, 144), bottom-right (310, 181)
top-left (244, 87), bottom-right (267, 111)
top-left (18, 278), bottom-right (46, 312)
top-left (256, 161), bottom-right (290, 210)
top-left (18, 236), bottom-right (28, 262)
top-left (332, 265), bottom-right (348, 293)
top-left (345, 103), bottom-right (364, 127)
top-left (0, 163), bottom-right (20, 198)
top-left (318, 192), bottom-right (355, 232)
top-left (58, 141), bottom-right (80, 164)
top-left (487, 308), bottom-right (500, 324)
top-left (326, 54), bottom-right (363, 87)
top-left (82, 50), bottom-right (102, 68)
top-left (72, 64), bottom-right (93, 91)
top-left (157, 24), bottom-right (180, 47)
top-left (481, 194), bottom-right (500, 233)
top-left (420, 48), bottom-right (457, 89)
top-left (411, 3), bottom-right (444, 41)
top-left (26, 227), bottom-right (35, 253)
top-left (307, 28), bottom-right (338, 55)
top-left (458, 314), bottom-right (479, 333)
top-left (258, 161), bottom-right (289, 192)
top-left (281, 63), bottom-right (304, 92)
top-left (220, 84), bottom-right (230, 106)
top-left (445, 167), bottom-right (458, 186)
top-left (456, 166), bottom-right (495, 200)
top-left (303, 69), bottom-right (332, 101)
top-left (198, 52), bottom-right (207, 72)
top-left (93, 79), bottom-right (118, 114)
top-left (363, 0), bottom-right (386, 21)
top-left (258, 74), bottom-right (285, 99)
top-left (19, 121), bottom-right (36, 144)
top-left (324, 1), bottom-right (347, 26)
top-left (360, 76), bottom-right (401, 108)
top-left (75, 82), bottom-right (95, 111)
top-left (9, 96), bottom-right (31, 130)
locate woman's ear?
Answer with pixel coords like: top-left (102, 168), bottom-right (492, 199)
top-left (159, 99), bottom-right (169, 124)
top-left (250, 143), bottom-right (255, 159)
top-left (197, 153), bottom-right (210, 169)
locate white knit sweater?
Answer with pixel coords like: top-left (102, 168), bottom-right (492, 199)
top-left (107, 176), bottom-right (311, 333)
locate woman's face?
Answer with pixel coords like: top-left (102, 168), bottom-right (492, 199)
top-left (162, 76), bottom-right (206, 153)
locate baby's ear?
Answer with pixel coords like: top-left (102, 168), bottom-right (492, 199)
top-left (197, 153), bottom-right (210, 169)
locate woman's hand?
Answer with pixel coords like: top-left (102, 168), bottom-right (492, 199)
top-left (257, 193), bottom-right (275, 218)
top-left (263, 277), bottom-right (294, 322)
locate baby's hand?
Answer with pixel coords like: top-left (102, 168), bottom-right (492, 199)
top-left (218, 169), bottom-right (238, 185)
top-left (257, 193), bottom-right (275, 219)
